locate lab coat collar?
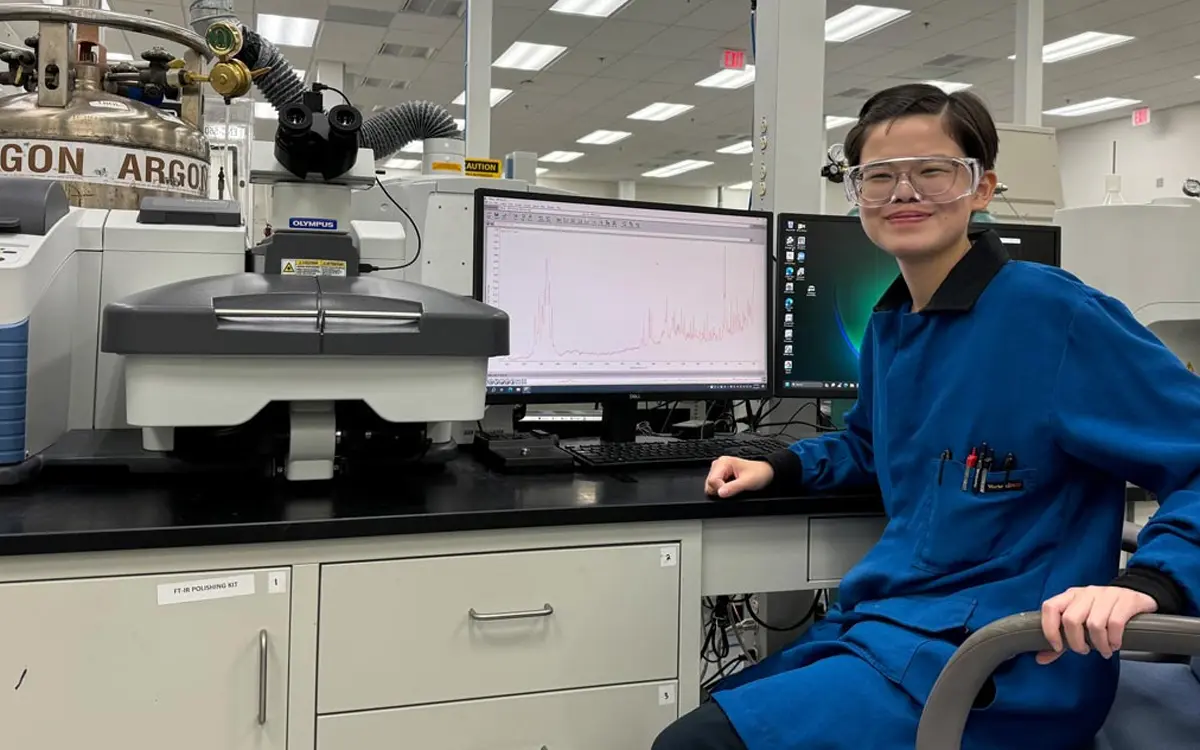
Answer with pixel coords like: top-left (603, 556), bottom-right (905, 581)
top-left (873, 229), bottom-right (1010, 313)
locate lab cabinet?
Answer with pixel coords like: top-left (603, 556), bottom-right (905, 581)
top-left (316, 681), bottom-right (681, 750)
top-left (317, 543), bottom-right (682, 713)
top-left (0, 568), bottom-right (291, 750)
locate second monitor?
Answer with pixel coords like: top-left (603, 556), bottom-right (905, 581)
top-left (775, 214), bottom-right (1062, 399)
top-left (475, 189), bottom-right (773, 442)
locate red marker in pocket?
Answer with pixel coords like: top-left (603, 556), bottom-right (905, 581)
top-left (961, 447), bottom-right (978, 492)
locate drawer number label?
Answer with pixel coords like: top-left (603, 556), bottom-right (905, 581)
top-left (658, 684), bottom-right (676, 705)
top-left (268, 570), bottom-right (288, 594)
top-left (660, 546), bottom-right (678, 567)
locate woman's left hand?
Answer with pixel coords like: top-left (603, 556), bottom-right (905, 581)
top-left (1038, 586), bottom-right (1158, 664)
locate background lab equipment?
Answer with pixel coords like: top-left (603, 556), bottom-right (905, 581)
top-left (774, 214), bottom-right (1063, 400)
top-left (1056, 195), bottom-right (1199, 376)
top-left (1, 49), bottom-right (509, 485)
top-left (473, 189), bottom-right (789, 470)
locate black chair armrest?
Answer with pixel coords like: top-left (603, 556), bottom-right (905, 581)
top-left (1122, 521), bottom-right (1142, 554)
top-left (915, 612), bottom-right (1200, 750)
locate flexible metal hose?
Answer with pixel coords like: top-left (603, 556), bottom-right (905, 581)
top-left (359, 100), bottom-right (460, 161)
top-left (235, 28), bottom-right (304, 110)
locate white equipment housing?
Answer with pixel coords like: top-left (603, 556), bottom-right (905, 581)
top-left (1056, 198), bottom-right (1200, 372)
top-left (991, 123), bottom-right (1064, 224)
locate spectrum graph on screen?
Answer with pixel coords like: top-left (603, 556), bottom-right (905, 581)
top-left (478, 193), bottom-right (772, 397)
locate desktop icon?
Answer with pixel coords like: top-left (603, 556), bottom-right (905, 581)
top-left (796, 251), bottom-right (806, 263)
top-left (797, 236), bottom-right (806, 248)
top-left (785, 251), bottom-right (795, 262)
top-left (785, 267), bottom-right (795, 279)
top-left (784, 313), bottom-right (794, 325)
top-left (784, 282), bottom-right (794, 293)
top-left (783, 360), bottom-right (793, 374)
top-left (785, 235), bottom-right (795, 247)
top-left (784, 329), bottom-right (793, 342)
top-left (807, 285), bottom-right (817, 297)
top-left (784, 297), bottom-right (794, 311)
top-left (783, 344), bottom-right (794, 356)
top-left (796, 267), bottom-right (805, 280)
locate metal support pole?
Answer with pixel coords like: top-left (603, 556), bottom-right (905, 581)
top-left (1014, 0), bottom-right (1044, 127)
top-left (314, 60), bottom-right (345, 116)
top-left (751, 0), bottom-right (827, 214)
top-left (752, 0), bottom-right (827, 657)
top-left (464, 0), bottom-right (493, 159)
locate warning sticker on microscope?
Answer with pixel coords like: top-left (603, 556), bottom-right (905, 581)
top-left (280, 258), bottom-right (347, 277)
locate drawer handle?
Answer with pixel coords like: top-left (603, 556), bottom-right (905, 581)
top-left (468, 603), bottom-right (555, 622)
top-left (258, 629), bottom-right (269, 725)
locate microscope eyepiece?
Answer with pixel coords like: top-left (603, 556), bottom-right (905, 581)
top-left (272, 89), bottom-right (364, 181)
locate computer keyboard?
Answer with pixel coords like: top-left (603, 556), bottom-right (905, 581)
top-left (563, 435), bottom-right (792, 471)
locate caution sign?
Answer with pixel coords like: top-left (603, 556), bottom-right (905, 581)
top-left (465, 157), bottom-right (503, 178)
top-left (431, 161), bottom-right (463, 173)
top-left (280, 258), bottom-right (347, 277)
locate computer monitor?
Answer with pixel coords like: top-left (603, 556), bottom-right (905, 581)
top-left (475, 188), bottom-right (773, 441)
top-left (773, 214), bottom-right (1061, 399)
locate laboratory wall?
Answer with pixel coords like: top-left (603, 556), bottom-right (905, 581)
top-left (1056, 101), bottom-right (1200, 207)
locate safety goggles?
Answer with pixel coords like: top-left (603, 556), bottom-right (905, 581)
top-left (844, 156), bottom-right (983, 208)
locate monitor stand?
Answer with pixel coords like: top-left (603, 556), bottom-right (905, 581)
top-left (598, 399), bottom-right (639, 443)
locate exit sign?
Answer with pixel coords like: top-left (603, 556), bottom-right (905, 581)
top-left (1132, 107), bottom-right (1151, 127)
top-left (722, 49), bottom-right (746, 70)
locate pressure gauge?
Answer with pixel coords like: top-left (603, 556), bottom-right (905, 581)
top-left (1183, 178), bottom-right (1200, 198)
top-left (205, 21), bottom-right (243, 59)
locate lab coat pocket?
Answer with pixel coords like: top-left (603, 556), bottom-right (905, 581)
top-left (914, 458), bottom-right (1039, 574)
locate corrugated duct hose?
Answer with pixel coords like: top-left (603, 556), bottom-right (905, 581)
top-left (187, 0), bottom-right (460, 161)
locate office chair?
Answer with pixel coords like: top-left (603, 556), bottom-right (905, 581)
top-left (915, 522), bottom-right (1200, 750)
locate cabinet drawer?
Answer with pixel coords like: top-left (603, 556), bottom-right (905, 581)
top-left (317, 681), bottom-right (679, 750)
top-left (807, 516), bottom-right (887, 582)
top-left (318, 543), bottom-right (681, 713)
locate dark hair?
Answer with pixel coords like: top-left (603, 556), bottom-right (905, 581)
top-left (843, 83), bottom-right (999, 170)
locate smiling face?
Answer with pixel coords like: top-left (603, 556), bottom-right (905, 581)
top-left (855, 114), bottom-right (996, 261)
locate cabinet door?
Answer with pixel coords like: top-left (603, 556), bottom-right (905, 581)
top-left (0, 568), bottom-right (290, 750)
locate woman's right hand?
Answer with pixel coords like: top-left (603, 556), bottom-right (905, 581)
top-left (705, 457), bottom-right (775, 498)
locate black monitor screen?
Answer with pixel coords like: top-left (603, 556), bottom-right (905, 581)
top-left (774, 215), bottom-right (1060, 399)
top-left (476, 190), bottom-right (773, 403)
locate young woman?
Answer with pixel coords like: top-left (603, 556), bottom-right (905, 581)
top-left (655, 84), bottom-right (1200, 750)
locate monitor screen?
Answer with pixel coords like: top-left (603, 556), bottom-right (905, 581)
top-left (475, 190), bottom-right (773, 402)
top-left (774, 214), bottom-right (1061, 399)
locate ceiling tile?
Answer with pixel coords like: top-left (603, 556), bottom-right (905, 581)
top-left (576, 19), bottom-right (668, 54)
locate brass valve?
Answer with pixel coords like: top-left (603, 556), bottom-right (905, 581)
top-left (205, 21), bottom-right (243, 59)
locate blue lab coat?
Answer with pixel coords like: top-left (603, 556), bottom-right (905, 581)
top-left (712, 230), bottom-right (1200, 750)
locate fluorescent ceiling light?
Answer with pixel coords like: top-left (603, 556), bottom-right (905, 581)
top-left (256, 14), bottom-right (320, 48)
top-left (696, 64), bottom-right (756, 89)
top-left (717, 140), bottom-right (754, 155)
top-left (400, 140), bottom-right (424, 154)
top-left (627, 102), bottom-right (693, 121)
top-left (294, 70), bottom-right (306, 81)
top-left (727, 181), bottom-right (753, 190)
top-left (384, 158), bottom-right (422, 170)
top-left (452, 88), bottom-right (513, 107)
top-left (107, 52), bottom-right (133, 61)
top-left (1008, 31), bottom-right (1134, 63)
top-left (577, 129), bottom-right (632, 145)
top-left (825, 115), bottom-right (858, 129)
top-left (549, 0), bottom-right (632, 18)
top-left (454, 118), bottom-right (466, 130)
top-left (253, 102), bottom-right (276, 120)
top-left (1043, 97), bottom-right (1141, 117)
top-left (539, 151), bottom-right (585, 163)
top-left (642, 160), bottom-right (713, 178)
top-left (923, 80), bottom-right (972, 93)
top-left (494, 41), bottom-right (568, 71)
top-left (536, 167), bottom-right (549, 175)
top-left (825, 5), bottom-right (910, 43)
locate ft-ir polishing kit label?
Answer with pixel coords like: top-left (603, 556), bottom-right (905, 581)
top-left (156, 570), bottom-right (288, 606)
